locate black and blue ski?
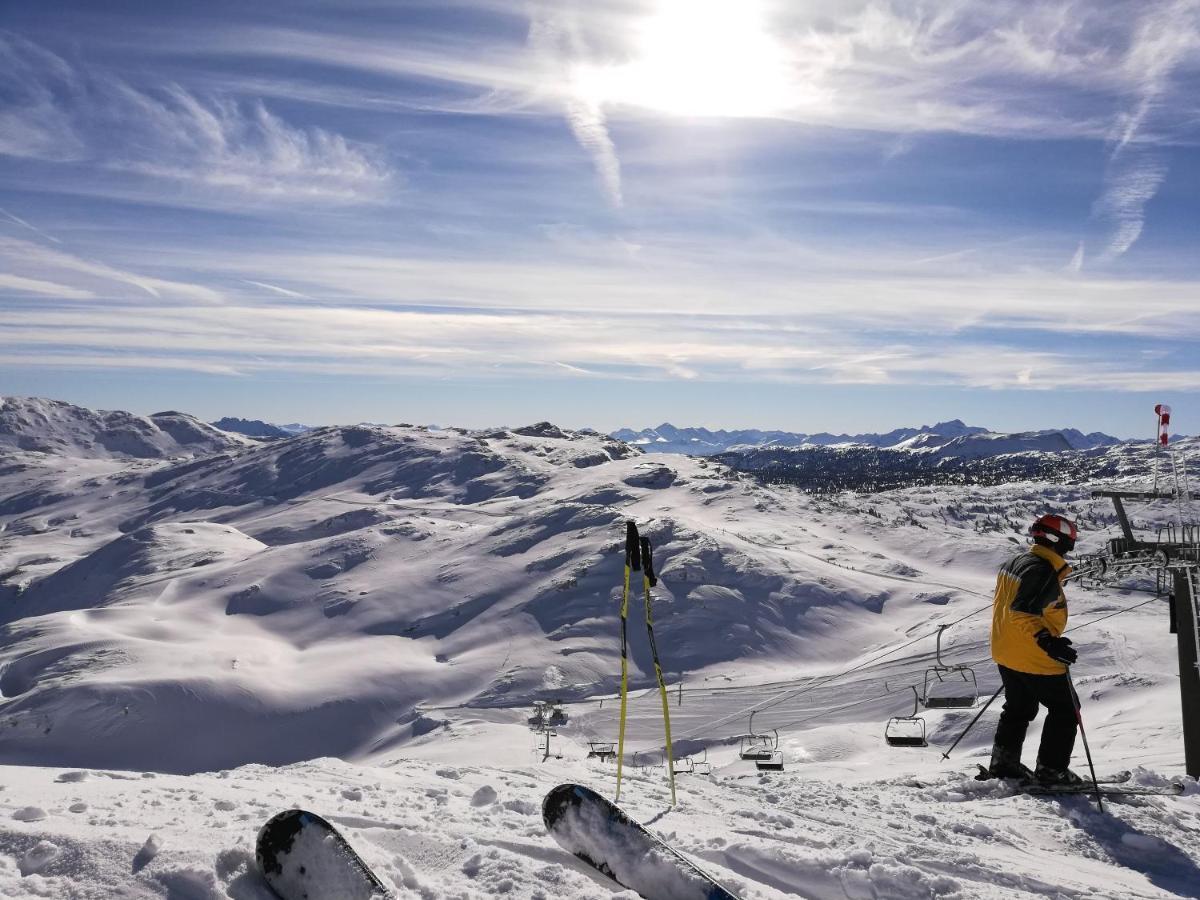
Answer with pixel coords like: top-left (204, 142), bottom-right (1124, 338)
top-left (256, 809), bottom-right (391, 899)
top-left (543, 783), bottom-right (742, 900)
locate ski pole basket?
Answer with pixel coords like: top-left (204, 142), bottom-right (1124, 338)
top-left (921, 625), bottom-right (978, 709)
top-left (885, 685), bottom-right (928, 748)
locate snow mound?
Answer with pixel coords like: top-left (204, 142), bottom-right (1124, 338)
top-left (0, 396), bottom-right (248, 459)
top-left (8, 522), bottom-right (265, 623)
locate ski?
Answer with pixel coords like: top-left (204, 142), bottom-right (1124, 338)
top-left (974, 764), bottom-right (1131, 785)
top-left (1019, 782), bottom-right (1183, 798)
top-left (543, 783), bottom-right (742, 900)
top-left (256, 809), bottom-right (392, 900)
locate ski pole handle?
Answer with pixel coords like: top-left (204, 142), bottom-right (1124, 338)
top-left (640, 536), bottom-right (657, 587)
top-left (625, 521), bottom-right (641, 571)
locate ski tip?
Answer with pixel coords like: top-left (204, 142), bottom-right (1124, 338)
top-left (257, 809), bottom-right (327, 876)
top-left (542, 783), bottom-right (598, 829)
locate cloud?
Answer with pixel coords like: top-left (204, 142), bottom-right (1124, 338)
top-left (1066, 241), bottom-right (1084, 273)
top-left (0, 206), bottom-right (61, 243)
top-left (528, 9), bottom-right (623, 207)
top-left (4, 273), bottom-right (1200, 392)
top-left (0, 34), bottom-right (391, 205)
top-left (242, 280), bottom-right (311, 299)
top-left (1092, 154), bottom-right (1168, 260)
top-left (0, 274), bottom-right (95, 299)
top-left (0, 237), bottom-right (223, 304)
top-left (1089, 0), bottom-right (1198, 261)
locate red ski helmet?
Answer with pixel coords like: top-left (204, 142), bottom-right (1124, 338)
top-left (1031, 514), bottom-right (1077, 554)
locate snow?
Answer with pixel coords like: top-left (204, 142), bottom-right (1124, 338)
top-left (0, 397), bottom-right (1198, 897)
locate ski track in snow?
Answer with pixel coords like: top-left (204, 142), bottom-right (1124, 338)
top-left (0, 400), bottom-right (1198, 897)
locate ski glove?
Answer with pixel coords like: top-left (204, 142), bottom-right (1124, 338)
top-left (1035, 630), bottom-right (1077, 665)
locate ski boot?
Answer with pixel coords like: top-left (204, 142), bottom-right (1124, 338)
top-left (988, 746), bottom-right (1034, 781)
top-left (1034, 765), bottom-right (1085, 787)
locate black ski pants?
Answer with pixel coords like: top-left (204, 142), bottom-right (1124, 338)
top-left (993, 664), bottom-right (1077, 771)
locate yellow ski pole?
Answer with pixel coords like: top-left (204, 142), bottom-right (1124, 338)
top-left (614, 522), bottom-right (638, 802)
top-left (641, 534), bottom-right (677, 806)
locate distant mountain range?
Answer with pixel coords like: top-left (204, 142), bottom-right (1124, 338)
top-left (0, 397), bottom-right (1138, 465)
top-left (610, 421), bottom-right (1124, 456)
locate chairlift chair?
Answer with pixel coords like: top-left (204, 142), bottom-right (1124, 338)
top-left (633, 750), bottom-right (664, 771)
top-left (587, 741), bottom-right (616, 762)
top-left (755, 750), bottom-right (784, 771)
top-left (739, 712), bottom-right (780, 761)
top-left (528, 700), bottom-right (548, 730)
top-left (548, 701), bottom-right (568, 727)
top-left (673, 749), bottom-right (711, 776)
top-left (921, 625), bottom-right (978, 709)
top-left (885, 685), bottom-right (928, 748)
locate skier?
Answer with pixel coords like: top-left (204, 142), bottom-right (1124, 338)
top-left (987, 514), bottom-right (1083, 784)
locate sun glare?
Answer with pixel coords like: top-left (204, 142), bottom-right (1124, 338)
top-left (572, 0), bottom-right (797, 118)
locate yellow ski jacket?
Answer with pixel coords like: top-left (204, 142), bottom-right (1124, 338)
top-left (990, 544), bottom-right (1072, 675)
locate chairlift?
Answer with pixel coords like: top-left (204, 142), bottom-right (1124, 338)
top-left (587, 741), bottom-right (616, 762)
top-left (739, 711), bottom-right (780, 761)
top-left (536, 729), bottom-right (562, 761)
top-left (755, 750), bottom-right (784, 772)
top-left (673, 748), bottom-right (712, 776)
top-left (528, 700), bottom-right (549, 730)
top-left (885, 685), bottom-right (927, 748)
top-left (548, 700), bottom-right (568, 727)
top-left (922, 625), bottom-right (978, 709)
top-left (633, 750), bottom-right (664, 771)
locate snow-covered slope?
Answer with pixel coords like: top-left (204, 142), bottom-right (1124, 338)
top-left (210, 417), bottom-right (293, 439)
top-left (1, 396), bottom-right (248, 459)
top-left (2, 399), bottom-right (1198, 898)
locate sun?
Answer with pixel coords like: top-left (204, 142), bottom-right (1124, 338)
top-left (571, 0), bottom-right (797, 118)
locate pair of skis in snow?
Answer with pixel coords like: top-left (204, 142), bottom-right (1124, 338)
top-left (973, 764), bottom-right (1185, 798)
top-left (256, 783), bottom-right (741, 900)
top-left (257, 766), bottom-right (1187, 900)
top-left (616, 520), bottom-right (677, 805)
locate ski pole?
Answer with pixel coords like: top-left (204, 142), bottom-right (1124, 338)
top-left (1066, 671), bottom-right (1104, 812)
top-left (614, 522), bottom-right (639, 803)
top-left (940, 684), bottom-right (1004, 760)
top-left (641, 535), bottom-right (676, 806)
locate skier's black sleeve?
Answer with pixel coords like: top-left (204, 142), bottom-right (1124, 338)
top-left (1009, 557), bottom-right (1059, 616)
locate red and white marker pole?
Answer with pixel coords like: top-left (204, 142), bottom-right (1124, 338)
top-left (1156, 403), bottom-right (1171, 447)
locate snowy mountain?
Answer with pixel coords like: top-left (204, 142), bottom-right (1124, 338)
top-left (210, 416), bottom-right (293, 439)
top-left (0, 396), bottom-right (248, 459)
top-left (612, 420), bottom-right (1121, 456)
top-left (1, 398), bottom-right (1198, 898)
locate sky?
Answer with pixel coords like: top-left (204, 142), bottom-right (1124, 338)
top-left (1, 0), bottom-right (1199, 435)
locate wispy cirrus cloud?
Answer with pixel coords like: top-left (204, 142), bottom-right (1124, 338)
top-left (4, 300), bottom-right (1200, 393)
top-left (0, 33), bottom-right (391, 205)
top-left (0, 237), bottom-right (223, 303)
top-left (1088, 0), bottom-right (1198, 263)
top-left (0, 205), bottom-right (61, 243)
top-left (0, 273), bottom-right (94, 299)
top-left (527, 9), bottom-right (623, 207)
